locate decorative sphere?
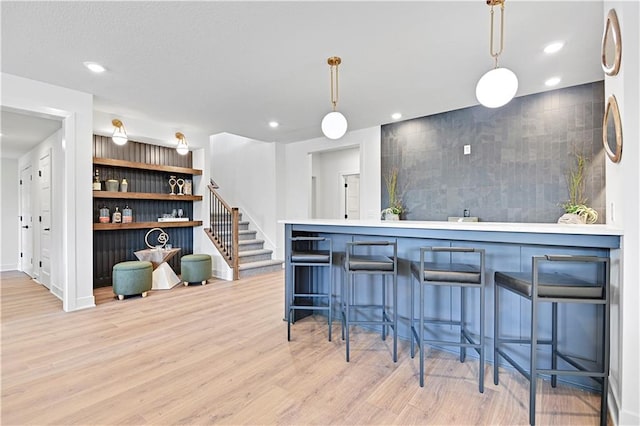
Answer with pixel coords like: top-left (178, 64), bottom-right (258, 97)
top-left (321, 111), bottom-right (348, 140)
top-left (475, 67), bottom-right (519, 108)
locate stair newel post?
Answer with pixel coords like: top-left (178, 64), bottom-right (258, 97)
top-left (232, 207), bottom-right (240, 280)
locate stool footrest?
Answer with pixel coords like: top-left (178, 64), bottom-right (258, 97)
top-left (290, 305), bottom-right (330, 311)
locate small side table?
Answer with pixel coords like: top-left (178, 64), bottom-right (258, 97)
top-left (134, 248), bottom-right (181, 290)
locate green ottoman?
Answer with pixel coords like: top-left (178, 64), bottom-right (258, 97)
top-left (181, 254), bottom-right (212, 286)
top-left (112, 261), bottom-right (153, 300)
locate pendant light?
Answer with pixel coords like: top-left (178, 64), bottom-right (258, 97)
top-left (175, 132), bottom-right (189, 155)
top-left (475, 0), bottom-right (518, 108)
top-left (321, 56), bottom-right (348, 140)
top-left (111, 119), bottom-right (128, 145)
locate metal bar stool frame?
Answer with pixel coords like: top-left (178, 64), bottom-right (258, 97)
top-left (410, 246), bottom-right (486, 391)
top-left (288, 236), bottom-right (333, 342)
top-left (494, 255), bottom-right (610, 426)
top-left (341, 240), bottom-right (398, 363)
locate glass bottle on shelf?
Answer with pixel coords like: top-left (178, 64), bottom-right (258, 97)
top-left (112, 206), bottom-right (122, 224)
top-left (99, 205), bottom-right (110, 223)
top-left (122, 205), bottom-right (133, 223)
top-left (93, 169), bottom-right (101, 191)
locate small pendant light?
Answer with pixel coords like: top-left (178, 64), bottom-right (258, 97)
top-left (321, 56), bottom-right (348, 140)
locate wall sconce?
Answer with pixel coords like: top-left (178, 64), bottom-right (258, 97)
top-left (175, 132), bottom-right (189, 155)
top-left (475, 0), bottom-right (518, 108)
top-left (321, 56), bottom-right (348, 140)
top-left (111, 119), bottom-right (128, 145)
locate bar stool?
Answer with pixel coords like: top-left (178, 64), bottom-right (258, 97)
top-left (494, 255), bottom-right (610, 426)
top-left (341, 240), bottom-right (398, 362)
top-left (410, 247), bottom-right (485, 391)
top-left (287, 236), bottom-right (333, 341)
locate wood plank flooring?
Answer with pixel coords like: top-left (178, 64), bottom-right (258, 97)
top-left (1, 270), bottom-right (606, 425)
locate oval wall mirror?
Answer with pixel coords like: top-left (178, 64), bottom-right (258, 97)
top-left (603, 95), bottom-right (623, 163)
top-left (602, 9), bottom-right (622, 76)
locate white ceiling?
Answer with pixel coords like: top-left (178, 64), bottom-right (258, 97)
top-left (0, 110), bottom-right (62, 159)
top-left (1, 1), bottom-right (604, 148)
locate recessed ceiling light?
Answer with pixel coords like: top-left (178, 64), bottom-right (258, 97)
top-left (391, 113), bottom-right (402, 120)
top-left (545, 76), bottom-right (561, 87)
top-left (268, 121), bottom-right (279, 128)
top-left (544, 41), bottom-right (565, 54)
top-left (83, 61), bottom-right (106, 73)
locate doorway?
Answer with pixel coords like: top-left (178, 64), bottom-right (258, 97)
top-left (343, 174), bottom-right (360, 219)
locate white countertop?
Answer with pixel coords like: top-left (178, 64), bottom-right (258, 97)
top-left (279, 219), bottom-right (624, 236)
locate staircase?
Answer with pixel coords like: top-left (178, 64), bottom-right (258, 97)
top-left (206, 181), bottom-right (282, 279)
top-left (233, 214), bottom-right (283, 278)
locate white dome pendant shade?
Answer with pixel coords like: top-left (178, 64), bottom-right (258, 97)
top-left (476, 0), bottom-right (518, 109)
top-left (321, 111), bottom-right (348, 140)
top-left (321, 56), bottom-right (348, 140)
top-left (111, 119), bottom-right (128, 145)
top-left (475, 67), bottom-right (518, 108)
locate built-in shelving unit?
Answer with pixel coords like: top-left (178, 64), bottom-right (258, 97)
top-left (92, 135), bottom-right (203, 287)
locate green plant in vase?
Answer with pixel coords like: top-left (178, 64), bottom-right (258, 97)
top-left (382, 167), bottom-right (405, 220)
top-left (559, 152), bottom-right (598, 224)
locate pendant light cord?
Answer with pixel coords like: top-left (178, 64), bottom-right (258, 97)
top-left (330, 63), bottom-right (339, 111)
top-left (489, 1), bottom-right (505, 68)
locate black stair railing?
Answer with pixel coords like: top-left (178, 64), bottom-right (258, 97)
top-left (207, 179), bottom-right (239, 280)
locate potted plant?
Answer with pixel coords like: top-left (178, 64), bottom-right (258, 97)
top-left (382, 167), bottom-right (405, 220)
top-left (559, 152), bottom-right (598, 224)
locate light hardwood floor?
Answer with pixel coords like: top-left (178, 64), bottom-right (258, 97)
top-left (1, 270), bottom-right (606, 425)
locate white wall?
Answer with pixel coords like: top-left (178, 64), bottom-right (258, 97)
top-left (603, 2), bottom-right (640, 425)
top-left (276, 126), bottom-right (381, 259)
top-left (1, 158), bottom-right (20, 270)
top-left (210, 132), bottom-right (279, 254)
top-left (312, 147), bottom-right (360, 219)
top-left (1, 73), bottom-right (94, 312)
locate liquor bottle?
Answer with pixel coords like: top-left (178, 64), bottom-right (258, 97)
top-left (112, 206), bottom-right (122, 224)
top-left (99, 206), bottom-right (110, 223)
top-left (122, 205), bottom-right (133, 223)
top-left (93, 169), bottom-right (101, 191)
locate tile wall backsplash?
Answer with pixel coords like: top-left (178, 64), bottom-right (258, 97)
top-left (381, 81), bottom-right (605, 223)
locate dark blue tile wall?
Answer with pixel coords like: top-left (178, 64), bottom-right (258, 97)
top-left (381, 81), bottom-right (605, 223)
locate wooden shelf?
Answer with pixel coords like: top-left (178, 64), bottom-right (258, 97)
top-left (93, 157), bottom-right (202, 175)
top-left (93, 220), bottom-right (203, 231)
top-left (93, 191), bottom-right (202, 201)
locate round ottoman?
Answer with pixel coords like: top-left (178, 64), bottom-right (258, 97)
top-left (112, 261), bottom-right (153, 300)
top-left (181, 254), bottom-right (212, 286)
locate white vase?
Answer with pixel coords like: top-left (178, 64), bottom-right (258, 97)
top-left (384, 212), bottom-right (400, 221)
top-left (557, 213), bottom-right (586, 224)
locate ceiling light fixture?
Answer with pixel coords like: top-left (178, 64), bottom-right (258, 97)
top-left (545, 76), bottom-right (561, 87)
top-left (269, 121), bottom-right (279, 128)
top-left (175, 132), bottom-right (189, 155)
top-left (321, 56), bottom-right (348, 140)
top-left (84, 61), bottom-right (106, 73)
top-left (111, 119), bottom-right (128, 145)
top-left (544, 41), bottom-right (565, 54)
top-left (391, 113), bottom-right (402, 120)
top-left (475, 0), bottom-right (518, 108)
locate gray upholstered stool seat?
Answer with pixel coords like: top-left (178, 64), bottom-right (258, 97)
top-left (494, 271), bottom-right (602, 298)
top-left (341, 241), bottom-right (398, 363)
top-left (181, 254), bottom-right (212, 286)
top-left (494, 255), bottom-right (610, 426)
top-left (112, 260), bottom-right (153, 300)
top-left (291, 250), bottom-right (331, 263)
top-left (412, 262), bottom-right (481, 283)
top-left (409, 247), bottom-right (485, 391)
top-left (288, 236), bottom-right (333, 342)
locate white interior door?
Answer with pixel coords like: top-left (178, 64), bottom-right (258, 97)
top-left (344, 174), bottom-right (360, 219)
top-left (19, 165), bottom-right (33, 277)
top-left (39, 150), bottom-right (52, 289)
